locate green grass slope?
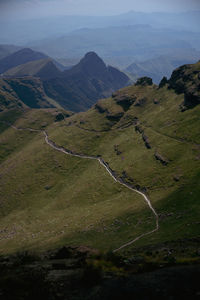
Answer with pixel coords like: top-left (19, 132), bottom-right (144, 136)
top-left (0, 62), bottom-right (199, 256)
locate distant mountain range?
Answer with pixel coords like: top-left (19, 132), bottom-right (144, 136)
top-left (1, 45), bottom-right (199, 112)
top-left (126, 49), bottom-right (200, 83)
top-left (0, 49), bottom-right (130, 112)
top-left (28, 25), bottom-right (200, 68)
top-left (1, 11), bottom-right (200, 45)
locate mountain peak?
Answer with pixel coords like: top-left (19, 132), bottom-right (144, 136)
top-left (84, 51), bottom-right (101, 59)
top-left (68, 51), bottom-right (107, 78)
top-left (80, 51), bottom-right (106, 68)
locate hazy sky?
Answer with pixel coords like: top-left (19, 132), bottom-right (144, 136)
top-left (1, 0), bottom-right (200, 19)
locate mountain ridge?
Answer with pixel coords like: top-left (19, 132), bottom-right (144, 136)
top-left (0, 48), bottom-right (48, 74)
top-left (0, 51), bottom-right (130, 112)
top-left (43, 51), bottom-right (130, 111)
top-left (4, 58), bottom-right (62, 80)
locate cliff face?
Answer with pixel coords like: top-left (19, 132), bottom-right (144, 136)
top-left (169, 61), bottom-right (200, 109)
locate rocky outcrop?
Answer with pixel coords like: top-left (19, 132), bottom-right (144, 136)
top-left (94, 103), bottom-right (108, 114)
top-left (112, 92), bottom-right (136, 111)
top-left (154, 151), bottom-right (169, 166)
top-left (159, 76), bottom-right (168, 88)
top-left (114, 144), bottom-right (122, 156)
top-left (135, 125), bottom-right (151, 149)
top-left (169, 62), bottom-right (200, 110)
top-left (135, 125), bottom-right (143, 134)
top-left (106, 112), bottom-right (124, 122)
top-left (142, 133), bottom-right (151, 149)
top-left (135, 77), bottom-right (153, 86)
top-left (119, 170), bottom-right (147, 193)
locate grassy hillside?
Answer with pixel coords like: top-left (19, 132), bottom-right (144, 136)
top-left (0, 63), bottom-right (199, 257)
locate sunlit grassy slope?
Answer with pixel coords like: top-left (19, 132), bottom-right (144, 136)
top-left (0, 79), bottom-right (199, 255)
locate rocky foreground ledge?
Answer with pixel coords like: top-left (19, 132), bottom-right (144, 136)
top-left (1, 239), bottom-right (200, 300)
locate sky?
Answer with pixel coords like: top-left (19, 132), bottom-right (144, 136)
top-left (1, 0), bottom-right (200, 20)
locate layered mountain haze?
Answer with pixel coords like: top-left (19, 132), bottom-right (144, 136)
top-left (29, 25), bottom-right (200, 68)
top-left (4, 58), bottom-right (62, 80)
top-left (126, 49), bottom-right (200, 83)
top-left (0, 51), bottom-right (130, 112)
top-left (1, 11), bottom-right (200, 44)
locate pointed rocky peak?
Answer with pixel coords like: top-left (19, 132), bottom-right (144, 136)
top-left (81, 51), bottom-right (106, 65)
top-left (69, 51), bottom-right (107, 77)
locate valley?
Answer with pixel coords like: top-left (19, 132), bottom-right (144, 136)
top-left (0, 6), bottom-right (200, 298)
top-left (0, 62), bottom-right (199, 257)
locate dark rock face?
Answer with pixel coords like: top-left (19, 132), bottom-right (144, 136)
top-left (106, 112), bottom-right (124, 122)
top-left (154, 151), bottom-right (169, 166)
top-left (159, 76), bottom-right (168, 88)
top-left (169, 62), bottom-right (200, 109)
top-left (94, 103), bottom-right (108, 114)
top-left (142, 133), bottom-right (151, 149)
top-left (135, 77), bottom-right (153, 86)
top-left (55, 113), bottom-right (65, 122)
top-left (135, 125), bottom-right (151, 149)
top-left (114, 144), bottom-right (122, 155)
top-left (112, 92), bottom-right (135, 111)
top-left (135, 125), bottom-right (143, 134)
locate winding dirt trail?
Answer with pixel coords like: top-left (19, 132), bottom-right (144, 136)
top-left (2, 121), bottom-right (159, 252)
